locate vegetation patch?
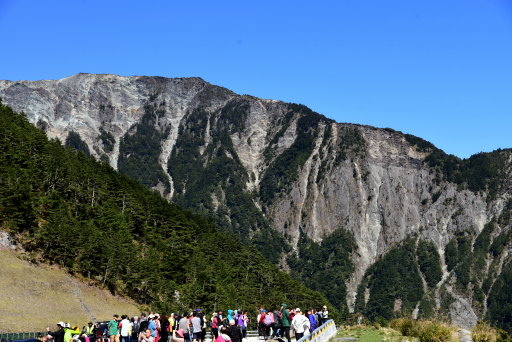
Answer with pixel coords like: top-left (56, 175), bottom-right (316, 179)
top-left (287, 228), bottom-right (357, 316)
top-left (118, 99), bottom-right (170, 192)
top-left (65, 131), bottom-right (90, 156)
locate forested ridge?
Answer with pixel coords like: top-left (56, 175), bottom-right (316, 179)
top-left (0, 101), bottom-right (335, 316)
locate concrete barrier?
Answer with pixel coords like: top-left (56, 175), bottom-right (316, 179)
top-left (296, 320), bottom-right (337, 342)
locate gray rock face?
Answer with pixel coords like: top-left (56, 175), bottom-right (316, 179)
top-left (1, 74), bottom-right (511, 327)
top-left (0, 231), bottom-right (15, 249)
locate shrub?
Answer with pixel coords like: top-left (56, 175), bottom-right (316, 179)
top-left (496, 329), bottom-right (512, 342)
top-left (389, 319), bottom-right (454, 342)
top-left (472, 322), bottom-right (497, 342)
top-left (389, 318), bottom-right (419, 336)
top-left (416, 321), bottom-right (454, 342)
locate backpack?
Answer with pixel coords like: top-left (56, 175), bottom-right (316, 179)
top-left (133, 321), bottom-right (140, 334)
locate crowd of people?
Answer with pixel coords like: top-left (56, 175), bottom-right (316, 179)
top-left (44, 305), bottom-right (329, 342)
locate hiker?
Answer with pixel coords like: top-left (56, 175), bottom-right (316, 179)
top-left (280, 304), bottom-right (291, 342)
top-left (148, 315), bottom-right (158, 339)
top-left (82, 322), bottom-right (95, 342)
top-left (191, 311), bottom-right (202, 342)
top-left (272, 309), bottom-right (282, 339)
top-left (64, 324), bottom-right (81, 342)
top-left (109, 315), bottom-right (121, 342)
top-left (321, 306), bottom-right (328, 325)
top-left (257, 309), bottom-right (265, 339)
top-left (120, 315), bottom-right (132, 342)
top-left (291, 309), bottom-right (310, 341)
top-left (214, 327), bottom-right (231, 342)
top-left (307, 310), bottom-right (316, 332)
top-left (160, 315), bottom-right (170, 342)
top-left (217, 311), bottom-right (226, 327)
top-left (263, 310), bottom-right (273, 340)
top-left (226, 320), bottom-right (241, 342)
top-left (139, 314), bottom-right (150, 337)
top-left (47, 322), bottom-right (66, 342)
top-left (237, 311), bottom-right (248, 338)
top-left (140, 330), bottom-right (154, 342)
top-left (178, 312), bottom-right (191, 342)
top-left (131, 317), bottom-right (141, 342)
top-left (210, 313), bottom-right (219, 339)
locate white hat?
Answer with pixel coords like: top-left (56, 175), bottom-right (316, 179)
top-left (65, 323), bottom-right (70, 328)
top-left (57, 322), bottom-right (65, 327)
top-left (295, 308), bottom-right (301, 312)
top-left (148, 314), bottom-right (155, 319)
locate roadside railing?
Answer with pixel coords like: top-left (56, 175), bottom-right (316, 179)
top-left (296, 319), bottom-right (337, 342)
top-left (0, 332), bottom-right (43, 342)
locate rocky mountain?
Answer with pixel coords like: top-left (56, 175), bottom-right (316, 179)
top-left (1, 74), bottom-right (511, 330)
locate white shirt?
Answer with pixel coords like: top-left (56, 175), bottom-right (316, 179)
top-left (120, 319), bottom-right (131, 336)
top-left (291, 314), bottom-right (310, 334)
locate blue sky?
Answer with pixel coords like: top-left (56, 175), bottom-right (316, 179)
top-left (1, 0), bottom-right (511, 158)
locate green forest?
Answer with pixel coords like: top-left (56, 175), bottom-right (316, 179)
top-left (0, 101), bottom-right (335, 316)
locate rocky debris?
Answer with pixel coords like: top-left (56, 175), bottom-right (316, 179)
top-left (0, 231), bottom-right (15, 249)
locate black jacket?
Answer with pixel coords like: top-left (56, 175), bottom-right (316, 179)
top-left (227, 326), bottom-right (242, 342)
top-left (49, 328), bottom-right (65, 342)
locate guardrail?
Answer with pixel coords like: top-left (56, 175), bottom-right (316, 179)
top-left (296, 319), bottom-right (337, 342)
top-left (0, 332), bottom-right (43, 341)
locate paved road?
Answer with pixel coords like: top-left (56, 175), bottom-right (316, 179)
top-left (459, 329), bottom-right (473, 342)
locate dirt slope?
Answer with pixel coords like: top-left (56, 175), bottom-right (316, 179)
top-left (0, 248), bottom-right (140, 332)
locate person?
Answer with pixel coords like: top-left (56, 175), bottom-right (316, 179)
top-left (280, 304), bottom-right (291, 342)
top-left (257, 310), bottom-right (265, 339)
top-left (307, 310), bottom-right (316, 332)
top-left (315, 310), bottom-right (322, 329)
top-left (226, 310), bottom-right (234, 324)
top-left (140, 314), bottom-right (149, 337)
top-left (272, 309), bottom-right (282, 339)
top-left (109, 315), bottom-right (121, 342)
top-left (178, 312), bottom-right (190, 342)
top-left (214, 327), bottom-right (230, 342)
top-left (172, 314), bottom-right (180, 332)
top-left (263, 311), bottom-right (273, 340)
top-left (47, 322), bottom-right (66, 342)
top-left (226, 320), bottom-right (241, 342)
top-left (153, 314), bottom-right (161, 342)
top-left (148, 315), bottom-right (157, 339)
top-left (321, 306), bottom-right (328, 325)
top-left (210, 313), bottom-right (219, 339)
top-left (132, 317), bottom-right (141, 342)
top-left (83, 322), bottom-right (95, 342)
top-left (239, 311), bottom-right (249, 338)
top-left (160, 315), bottom-right (170, 342)
top-left (140, 330), bottom-right (154, 342)
top-left (217, 312), bottom-right (226, 327)
top-left (120, 315), bottom-right (131, 342)
top-left (291, 309), bottom-right (310, 341)
top-left (64, 325), bottom-right (81, 342)
top-left (190, 312), bottom-right (202, 342)
top-left (196, 310), bottom-right (206, 342)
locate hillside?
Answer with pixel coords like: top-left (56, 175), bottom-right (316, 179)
top-left (0, 245), bottom-right (139, 332)
top-left (1, 74), bottom-right (511, 330)
top-left (0, 102), bottom-right (334, 322)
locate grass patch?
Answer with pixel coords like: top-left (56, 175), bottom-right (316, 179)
top-left (336, 325), bottom-right (413, 342)
top-left (389, 319), bottom-right (456, 342)
top-left (0, 249), bottom-right (140, 332)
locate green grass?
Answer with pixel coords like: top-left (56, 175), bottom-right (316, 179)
top-left (335, 325), bottom-right (415, 342)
